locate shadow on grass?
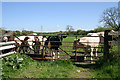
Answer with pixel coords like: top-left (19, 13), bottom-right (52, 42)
top-left (74, 63), bottom-right (95, 68)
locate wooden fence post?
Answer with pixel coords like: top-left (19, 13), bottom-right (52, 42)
top-left (104, 30), bottom-right (110, 59)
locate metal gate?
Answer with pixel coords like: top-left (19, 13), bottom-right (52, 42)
top-left (14, 34), bottom-right (105, 63)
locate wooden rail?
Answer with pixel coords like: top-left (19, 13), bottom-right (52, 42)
top-left (0, 51), bottom-right (16, 58)
top-left (0, 41), bottom-right (16, 58)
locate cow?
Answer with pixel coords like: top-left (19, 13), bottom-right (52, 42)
top-left (73, 32), bottom-right (104, 61)
top-left (14, 36), bottom-right (47, 54)
top-left (18, 37), bottom-right (31, 53)
top-left (33, 36), bottom-right (41, 54)
top-left (45, 35), bottom-right (67, 60)
top-left (2, 36), bottom-right (8, 42)
top-left (87, 32), bottom-right (104, 37)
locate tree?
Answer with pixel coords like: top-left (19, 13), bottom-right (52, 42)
top-left (77, 30), bottom-right (87, 35)
top-left (22, 30), bottom-right (33, 35)
top-left (16, 30), bottom-right (21, 35)
top-left (100, 7), bottom-right (119, 31)
top-left (93, 26), bottom-right (113, 32)
top-left (66, 25), bottom-right (74, 34)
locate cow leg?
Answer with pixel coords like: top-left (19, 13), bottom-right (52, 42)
top-left (57, 50), bottom-right (60, 59)
top-left (84, 56), bottom-right (86, 61)
top-left (95, 48), bottom-right (98, 57)
top-left (84, 47), bottom-right (88, 61)
top-left (90, 48), bottom-right (94, 61)
top-left (50, 49), bottom-right (55, 61)
top-left (18, 47), bottom-right (21, 53)
top-left (49, 49), bottom-right (52, 57)
top-left (52, 49), bottom-right (56, 61)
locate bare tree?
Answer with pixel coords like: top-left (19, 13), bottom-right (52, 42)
top-left (100, 7), bottom-right (119, 31)
top-left (118, 2), bottom-right (120, 29)
top-left (66, 25), bottom-right (74, 33)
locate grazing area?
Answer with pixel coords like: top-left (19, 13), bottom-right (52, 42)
top-left (60, 36), bottom-right (83, 55)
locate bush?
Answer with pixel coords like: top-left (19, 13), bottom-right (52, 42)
top-left (2, 53), bottom-right (35, 78)
top-left (93, 46), bottom-right (120, 78)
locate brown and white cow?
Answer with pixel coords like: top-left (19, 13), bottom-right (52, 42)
top-left (73, 32), bottom-right (104, 61)
top-left (14, 36), bottom-right (47, 53)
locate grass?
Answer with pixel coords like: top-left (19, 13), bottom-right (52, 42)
top-left (92, 46), bottom-right (120, 78)
top-left (2, 53), bottom-right (92, 78)
top-left (61, 37), bottom-right (119, 78)
top-left (60, 36), bottom-right (84, 55)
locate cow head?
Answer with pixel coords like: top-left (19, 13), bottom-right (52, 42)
top-left (24, 37), bottom-right (30, 41)
top-left (45, 35), bottom-right (67, 50)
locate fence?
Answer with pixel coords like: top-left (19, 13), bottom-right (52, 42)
top-left (1, 30), bottom-right (118, 62)
top-left (0, 41), bottom-right (16, 58)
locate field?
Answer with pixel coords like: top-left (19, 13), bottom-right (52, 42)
top-left (60, 36), bottom-right (84, 54)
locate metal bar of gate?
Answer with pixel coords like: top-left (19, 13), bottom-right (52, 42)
top-left (15, 35), bottom-right (104, 61)
top-left (42, 36), bottom-right (44, 59)
top-left (75, 36), bottom-right (77, 61)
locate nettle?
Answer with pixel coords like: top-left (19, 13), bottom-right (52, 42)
top-left (3, 54), bottom-right (24, 70)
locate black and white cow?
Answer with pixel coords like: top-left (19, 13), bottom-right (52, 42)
top-left (45, 35), bottom-right (67, 59)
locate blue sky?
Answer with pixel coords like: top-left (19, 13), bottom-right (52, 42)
top-left (2, 2), bottom-right (118, 32)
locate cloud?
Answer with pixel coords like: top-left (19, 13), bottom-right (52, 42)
top-left (100, 22), bottom-right (104, 25)
top-left (56, 25), bottom-right (60, 27)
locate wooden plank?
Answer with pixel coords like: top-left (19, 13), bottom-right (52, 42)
top-left (0, 45), bottom-right (15, 50)
top-left (0, 51), bottom-right (16, 58)
top-left (0, 41), bottom-right (15, 46)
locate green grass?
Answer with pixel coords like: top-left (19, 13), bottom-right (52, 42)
top-left (92, 46), bottom-right (120, 78)
top-left (60, 36), bottom-right (84, 55)
top-left (0, 58), bottom-right (2, 80)
top-left (2, 53), bottom-right (92, 78)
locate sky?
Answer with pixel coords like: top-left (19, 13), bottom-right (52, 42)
top-left (2, 2), bottom-right (118, 32)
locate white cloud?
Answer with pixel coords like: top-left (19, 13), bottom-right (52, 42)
top-left (56, 25), bottom-right (60, 27)
top-left (100, 22), bottom-right (104, 25)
